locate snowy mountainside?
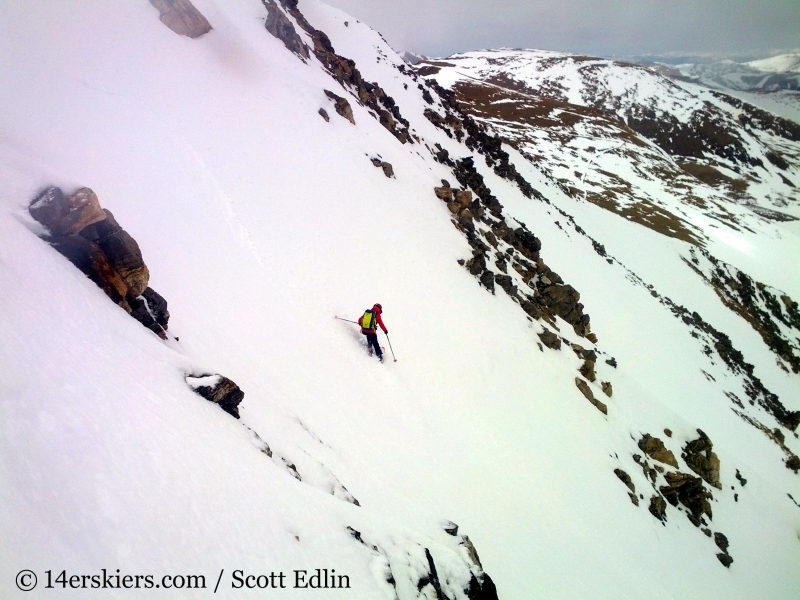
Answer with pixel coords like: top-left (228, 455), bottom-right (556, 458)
top-left (747, 53), bottom-right (800, 74)
top-left (1, 2), bottom-right (799, 600)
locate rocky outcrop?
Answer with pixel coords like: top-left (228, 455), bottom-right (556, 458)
top-left (149, 0), bottom-right (211, 38)
top-left (659, 471), bottom-right (713, 526)
top-left (80, 209), bottom-right (149, 297)
top-left (682, 430), bottom-right (722, 489)
top-left (186, 374), bottom-right (244, 418)
top-left (575, 377), bottom-right (607, 414)
top-left (263, 1), bottom-right (411, 144)
top-left (263, 0), bottom-right (308, 59)
top-left (29, 186), bottom-right (170, 339)
top-left (638, 434), bottom-right (679, 468)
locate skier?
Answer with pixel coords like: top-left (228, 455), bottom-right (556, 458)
top-left (358, 303), bottom-right (388, 362)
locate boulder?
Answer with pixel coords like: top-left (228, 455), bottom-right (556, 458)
top-left (129, 288), bottom-right (170, 339)
top-left (648, 495), bottom-right (667, 521)
top-left (537, 329), bottom-right (561, 350)
top-left (454, 189), bottom-right (473, 209)
top-left (494, 273), bottom-right (516, 296)
top-left (324, 90), bottom-right (355, 124)
top-left (579, 359), bottom-right (596, 382)
top-left (682, 429), bottom-right (722, 489)
top-left (318, 108), bottom-right (329, 122)
top-left (614, 468), bottom-right (635, 493)
top-left (149, 0), bottom-right (211, 38)
top-left (36, 187), bottom-right (107, 235)
top-left (29, 187), bottom-right (67, 229)
top-left (638, 434), bottom-right (679, 468)
top-left (659, 471), bottom-right (713, 521)
top-left (186, 374), bottom-right (244, 418)
top-left (49, 235), bottom-right (130, 311)
top-left (81, 209), bottom-right (149, 297)
top-left (716, 553), bottom-right (733, 568)
top-left (479, 270), bottom-right (496, 293)
top-left (601, 381), bottom-right (613, 397)
top-left (434, 186), bottom-right (453, 202)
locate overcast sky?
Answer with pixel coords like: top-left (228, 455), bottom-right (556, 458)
top-left (321, 0), bottom-right (800, 59)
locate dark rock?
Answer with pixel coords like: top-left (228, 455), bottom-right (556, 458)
top-left (479, 270), bottom-right (496, 293)
top-left (638, 434), bottom-right (679, 468)
top-left (81, 210), bottom-right (150, 297)
top-left (601, 381), bottom-right (613, 397)
top-left (628, 492), bottom-right (639, 506)
top-left (263, 0), bottom-right (308, 58)
top-left (579, 359), bottom-right (596, 382)
top-left (186, 374), bottom-right (244, 418)
top-left (49, 235), bottom-right (131, 311)
top-left (150, 0), bottom-right (211, 38)
top-left (660, 471), bottom-right (713, 521)
top-left (324, 89), bottom-right (355, 124)
top-left (537, 329), bottom-right (561, 350)
top-left (494, 273), bottom-right (516, 296)
top-left (575, 378), bottom-right (607, 414)
top-left (29, 187), bottom-right (68, 229)
top-left (735, 469), bottom-right (747, 486)
top-left (716, 553), bottom-right (733, 568)
top-left (129, 288), bottom-right (170, 339)
top-left (81, 209), bottom-right (149, 297)
top-left (318, 108), bottom-right (329, 121)
top-left (614, 468), bottom-right (635, 493)
top-left (664, 428), bottom-right (673, 437)
top-left (605, 357), bottom-right (618, 368)
top-left (786, 455), bottom-right (800, 473)
top-left (47, 187), bottom-right (107, 235)
top-left (434, 186), bottom-right (454, 202)
top-left (713, 532), bottom-right (729, 553)
top-left (649, 495), bottom-right (667, 521)
top-left (682, 429), bottom-right (722, 489)
top-left (380, 162), bottom-right (394, 178)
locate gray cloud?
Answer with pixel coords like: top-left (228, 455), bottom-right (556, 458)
top-left (320, 0), bottom-right (800, 59)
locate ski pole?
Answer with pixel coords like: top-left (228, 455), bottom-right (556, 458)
top-left (385, 333), bottom-right (397, 362)
top-left (335, 316), bottom-right (359, 324)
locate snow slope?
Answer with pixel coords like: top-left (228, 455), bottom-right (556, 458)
top-left (1, 2), bottom-right (799, 599)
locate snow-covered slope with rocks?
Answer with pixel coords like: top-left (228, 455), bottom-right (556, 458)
top-left (1, 2), bottom-right (799, 599)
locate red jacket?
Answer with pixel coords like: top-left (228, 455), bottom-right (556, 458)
top-left (359, 305), bottom-right (387, 334)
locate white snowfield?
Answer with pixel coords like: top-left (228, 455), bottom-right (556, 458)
top-left (0, 2), bottom-right (798, 600)
top-left (747, 52), bottom-right (800, 74)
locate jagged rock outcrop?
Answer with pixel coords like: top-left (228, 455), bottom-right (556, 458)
top-left (263, 0), bottom-right (308, 59)
top-left (149, 0), bottom-right (211, 38)
top-left (638, 434), bottom-right (679, 468)
top-left (263, 1), bottom-right (411, 143)
top-left (186, 374), bottom-right (244, 418)
top-left (29, 186), bottom-right (170, 338)
top-left (682, 430), bottom-right (722, 489)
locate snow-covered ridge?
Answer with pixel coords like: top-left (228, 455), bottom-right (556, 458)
top-left (1, 1), bottom-right (799, 599)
